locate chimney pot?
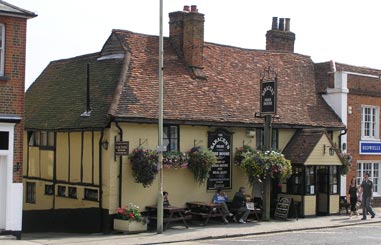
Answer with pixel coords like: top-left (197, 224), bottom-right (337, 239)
top-left (279, 18), bottom-right (285, 31)
top-left (191, 5), bottom-right (198, 12)
top-left (271, 17), bottom-right (278, 30)
top-left (183, 5), bottom-right (190, 12)
top-left (285, 18), bottom-right (291, 32)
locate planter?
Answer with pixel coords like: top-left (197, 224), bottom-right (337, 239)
top-left (113, 219), bottom-right (147, 233)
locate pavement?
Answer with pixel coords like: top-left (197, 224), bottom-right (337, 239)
top-left (1, 208), bottom-right (381, 245)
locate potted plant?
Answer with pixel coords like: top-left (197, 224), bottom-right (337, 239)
top-left (163, 151), bottom-right (189, 169)
top-left (129, 147), bottom-right (159, 188)
top-left (114, 203), bottom-right (147, 233)
top-left (187, 146), bottom-right (217, 184)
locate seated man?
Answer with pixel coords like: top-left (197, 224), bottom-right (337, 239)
top-left (231, 187), bottom-right (251, 224)
top-left (212, 188), bottom-right (235, 223)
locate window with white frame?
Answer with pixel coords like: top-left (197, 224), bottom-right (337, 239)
top-left (0, 24), bottom-right (4, 76)
top-left (357, 161), bottom-right (380, 195)
top-left (361, 106), bottom-right (380, 140)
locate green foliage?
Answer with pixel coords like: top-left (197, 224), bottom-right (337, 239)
top-left (116, 203), bottom-right (144, 222)
top-left (163, 151), bottom-right (189, 169)
top-left (129, 147), bottom-right (159, 188)
top-left (187, 146), bottom-right (217, 184)
top-left (239, 150), bottom-right (292, 185)
top-left (233, 145), bottom-right (256, 166)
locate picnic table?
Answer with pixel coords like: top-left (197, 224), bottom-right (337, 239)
top-left (145, 205), bottom-right (191, 230)
top-left (186, 201), bottom-right (225, 225)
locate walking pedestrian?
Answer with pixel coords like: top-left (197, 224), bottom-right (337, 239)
top-left (359, 172), bottom-right (376, 220)
top-left (348, 177), bottom-right (358, 219)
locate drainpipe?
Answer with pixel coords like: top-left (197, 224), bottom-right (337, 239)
top-left (98, 130), bottom-right (104, 232)
top-left (115, 122), bottom-right (123, 207)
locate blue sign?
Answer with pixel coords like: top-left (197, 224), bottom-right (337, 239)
top-left (359, 141), bottom-right (381, 155)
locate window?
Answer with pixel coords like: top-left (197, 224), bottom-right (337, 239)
top-left (287, 166), bottom-right (303, 195)
top-left (68, 187), bottom-right (77, 199)
top-left (26, 182), bottom-right (36, 204)
top-left (357, 161), bottom-right (380, 194)
top-left (57, 185), bottom-right (66, 197)
top-left (305, 166), bottom-right (315, 195)
top-left (84, 188), bottom-right (98, 201)
top-left (329, 166), bottom-right (338, 194)
top-left (28, 131), bottom-right (55, 148)
top-left (361, 106), bottom-right (379, 140)
top-left (45, 184), bottom-right (54, 195)
top-left (0, 24), bottom-right (4, 76)
top-left (256, 128), bottom-right (278, 150)
top-left (0, 131), bottom-right (9, 150)
top-left (163, 125), bottom-right (179, 152)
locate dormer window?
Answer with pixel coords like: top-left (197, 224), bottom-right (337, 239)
top-left (0, 24), bottom-right (5, 76)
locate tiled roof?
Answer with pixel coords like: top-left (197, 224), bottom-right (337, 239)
top-left (25, 53), bottom-right (123, 130)
top-left (282, 129), bottom-right (325, 164)
top-left (112, 30), bottom-right (344, 128)
top-left (26, 30), bottom-right (345, 130)
top-left (0, 0), bottom-right (36, 18)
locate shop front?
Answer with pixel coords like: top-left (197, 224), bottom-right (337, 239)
top-left (280, 129), bottom-right (343, 217)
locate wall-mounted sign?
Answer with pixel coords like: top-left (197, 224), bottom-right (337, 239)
top-left (260, 79), bottom-right (277, 114)
top-left (115, 141), bottom-right (129, 156)
top-left (359, 141), bottom-right (381, 155)
top-left (207, 129), bottom-right (232, 190)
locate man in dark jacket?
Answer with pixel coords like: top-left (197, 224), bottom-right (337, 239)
top-left (231, 187), bottom-right (250, 223)
top-left (359, 172), bottom-right (376, 220)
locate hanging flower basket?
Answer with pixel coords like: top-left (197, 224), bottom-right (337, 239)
top-left (233, 145), bottom-right (256, 166)
top-left (240, 150), bottom-right (292, 185)
top-left (339, 152), bottom-right (352, 176)
top-left (163, 151), bottom-right (189, 169)
top-left (187, 146), bottom-right (217, 184)
top-left (129, 147), bottom-right (159, 188)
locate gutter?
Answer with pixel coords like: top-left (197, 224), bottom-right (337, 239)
top-left (338, 128), bottom-right (348, 152)
top-left (98, 130), bottom-right (104, 232)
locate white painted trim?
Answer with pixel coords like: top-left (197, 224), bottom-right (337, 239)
top-left (344, 71), bottom-right (381, 79)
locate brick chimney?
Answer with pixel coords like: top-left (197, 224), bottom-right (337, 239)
top-left (169, 5), bottom-right (205, 77)
top-left (266, 17), bottom-right (295, 52)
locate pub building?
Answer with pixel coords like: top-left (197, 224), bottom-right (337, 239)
top-left (24, 6), bottom-right (347, 233)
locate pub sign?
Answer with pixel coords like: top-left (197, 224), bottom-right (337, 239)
top-left (207, 129), bottom-right (232, 190)
top-left (260, 79), bottom-right (277, 114)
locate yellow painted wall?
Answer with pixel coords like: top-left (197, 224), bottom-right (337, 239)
top-left (23, 181), bottom-right (53, 210)
top-left (56, 132), bottom-right (69, 181)
top-left (69, 132), bottom-right (81, 182)
top-left (278, 129), bottom-right (296, 150)
top-left (304, 196), bottom-right (316, 216)
top-left (305, 134), bottom-right (342, 166)
top-left (330, 194), bottom-right (340, 214)
top-left (23, 130), bottom-right (102, 210)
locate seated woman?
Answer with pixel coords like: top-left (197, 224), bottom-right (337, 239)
top-left (163, 191), bottom-right (171, 207)
top-left (212, 188), bottom-right (235, 224)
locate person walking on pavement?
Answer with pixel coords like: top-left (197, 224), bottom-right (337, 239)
top-left (231, 187), bottom-right (250, 224)
top-left (348, 177), bottom-right (358, 219)
top-left (359, 172), bottom-right (376, 220)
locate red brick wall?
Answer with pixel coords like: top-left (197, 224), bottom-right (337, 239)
top-left (0, 16), bottom-right (27, 183)
top-left (346, 74), bottom-right (381, 206)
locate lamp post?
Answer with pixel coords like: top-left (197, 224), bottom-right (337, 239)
top-left (157, 0), bottom-right (164, 234)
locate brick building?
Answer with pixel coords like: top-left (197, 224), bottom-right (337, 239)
top-left (0, 0), bottom-right (36, 239)
top-left (321, 62), bottom-right (381, 207)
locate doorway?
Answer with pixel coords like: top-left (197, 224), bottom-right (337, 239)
top-left (0, 156), bottom-right (7, 229)
top-left (316, 166), bottom-right (329, 215)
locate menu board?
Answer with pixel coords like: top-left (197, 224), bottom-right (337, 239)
top-left (207, 129), bottom-right (232, 190)
top-left (274, 197), bottom-right (292, 220)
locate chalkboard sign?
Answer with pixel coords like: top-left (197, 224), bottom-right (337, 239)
top-left (274, 197), bottom-right (292, 220)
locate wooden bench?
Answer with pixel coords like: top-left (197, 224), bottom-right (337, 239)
top-left (226, 201), bottom-right (263, 221)
top-left (186, 202), bottom-right (225, 225)
top-left (146, 205), bottom-right (191, 230)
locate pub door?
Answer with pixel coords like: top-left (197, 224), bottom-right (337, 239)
top-left (316, 166), bottom-right (329, 215)
top-left (0, 156), bottom-right (7, 229)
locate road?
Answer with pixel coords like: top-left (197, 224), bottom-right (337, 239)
top-left (169, 223), bottom-right (381, 245)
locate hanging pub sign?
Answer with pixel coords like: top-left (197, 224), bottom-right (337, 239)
top-left (207, 128), bottom-right (232, 190)
top-left (260, 66), bottom-right (277, 115)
